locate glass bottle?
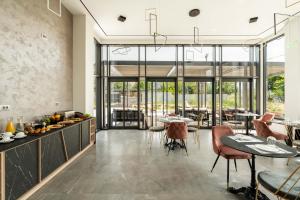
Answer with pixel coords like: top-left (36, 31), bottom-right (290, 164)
top-left (5, 117), bottom-right (16, 133)
top-left (16, 116), bottom-right (24, 132)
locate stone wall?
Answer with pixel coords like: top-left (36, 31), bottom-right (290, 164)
top-left (0, 0), bottom-right (73, 130)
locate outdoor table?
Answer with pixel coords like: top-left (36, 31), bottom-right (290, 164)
top-left (236, 112), bottom-right (259, 135)
top-left (221, 135), bottom-right (297, 200)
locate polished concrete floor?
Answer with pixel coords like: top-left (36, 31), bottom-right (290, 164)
top-left (29, 129), bottom-right (298, 200)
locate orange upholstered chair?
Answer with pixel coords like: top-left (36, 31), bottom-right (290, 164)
top-left (166, 122), bottom-right (188, 155)
top-left (253, 119), bottom-right (288, 140)
top-left (258, 112), bottom-right (275, 125)
top-left (211, 125), bottom-right (251, 188)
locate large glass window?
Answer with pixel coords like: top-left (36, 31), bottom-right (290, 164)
top-left (265, 36), bottom-right (285, 119)
top-left (109, 46), bottom-right (139, 77)
top-left (99, 44), bottom-right (260, 129)
top-left (222, 46), bottom-right (251, 77)
top-left (184, 46), bottom-right (214, 77)
top-left (146, 46), bottom-right (176, 77)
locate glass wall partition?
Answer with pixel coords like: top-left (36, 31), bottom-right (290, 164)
top-left (109, 78), bottom-right (141, 128)
top-left (98, 45), bottom-right (260, 130)
top-left (218, 46), bottom-right (259, 125)
top-left (146, 79), bottom-right (177, 127)
top-left (221, 79), bottom-right (251, 122)
top-left (183, 78), bottom-right (214, 127)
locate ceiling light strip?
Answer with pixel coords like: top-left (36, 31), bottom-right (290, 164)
top-left (285, 0), bottom-right (300, 8)
top-left (258, 9), bottom-right (300, 36)
top-left (79, 0), bottom-right (107, 36)
top-left (273, 13), bottom-right (291, 35)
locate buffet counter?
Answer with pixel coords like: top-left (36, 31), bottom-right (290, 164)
top-left (0, 118), bottom-right (96, 200)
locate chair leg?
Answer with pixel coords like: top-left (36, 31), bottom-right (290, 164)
top-left (167, 139), bottom-right (173, 156)
top-left (227, 159), bottom-right (230, 189)
top-left (287, 157), bottom-right (290, 166)
top-left (255, 181), bottom-right (259, 200)
top-left (185, 139), bottom-right (188, 149)
top-left (147, 131), bottom-right (150, 144)
top-left (234, 159), bottom-right (237, 172)
top-left (149, 132), bottom-right (154, 150)
top-left (247, 159), bottom-right (252, 169)
top-left (210, 154), bottom-right (220, 172)
top-left (160, 131), bottom-right (164, 145)
top-left (196, 131), bottom-right (200, 149)
top-left (181, 139), bottom-right (188, 156)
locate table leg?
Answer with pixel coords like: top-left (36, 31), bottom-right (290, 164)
top-left (227, 154), bottom-right (270, 200)
top-left (245, 116), bottom-right (249, 135)
top-left (250, 154), bottom-right (256, 189)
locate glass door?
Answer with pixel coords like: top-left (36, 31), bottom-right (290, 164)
top-left (184, 79), bottom-right (215, 127)
top-left (109, 78), bottom-right (139, 128)
top-left (146, 79), bottom-right (177, 127)
top-left (221, 79), bottom-right (252, 124)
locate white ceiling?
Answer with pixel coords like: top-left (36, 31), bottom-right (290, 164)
top-left (63, 0), bottom-right (300, 43)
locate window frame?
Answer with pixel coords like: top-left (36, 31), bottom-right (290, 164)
top-left (263, 34), bottom-right (285, 120)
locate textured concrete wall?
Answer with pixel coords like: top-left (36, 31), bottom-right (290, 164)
top-left (0, 0), bottom-right (73, 130)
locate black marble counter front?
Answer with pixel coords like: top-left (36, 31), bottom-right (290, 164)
top-left (81, 120), bottom-right (90, 149)
top-left (5, 141), bottom-right (39, 200)
top-left (1, 118), bottom-right (95, 200)
top-left (41, 131), bottom-right (66, 179)
top-left (63, 124), bottom-right (81, 159)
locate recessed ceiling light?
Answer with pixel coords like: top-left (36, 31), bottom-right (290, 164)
top-left (118, 15), bottom-right (126, 22)
top-left (249, 17), bottom-right (258, 23)
top-left (189, 9), bottom-right (200, 17)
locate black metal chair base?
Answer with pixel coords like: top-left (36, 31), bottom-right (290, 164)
top-left (166, 139), bottom-right (188, 156)
top-left (228, 187), bottom-right (270, 200)
top-left (167, 140), bottom-right (182, 150)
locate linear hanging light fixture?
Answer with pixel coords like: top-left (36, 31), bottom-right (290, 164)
top-left (112, 47), bottom-right (131, 55)
top-left (193, 26), bottom-right (200, 44)
top-left (147, 11), bottom-right (168, 51)
top-left (149, 13), bottom-right (158, 36)
top-left (274, 13), bottom-right (292, 35)
top-left (285, 0), bottom-right (300, 8)
top-left (154, 32), bottom-right (167, 52)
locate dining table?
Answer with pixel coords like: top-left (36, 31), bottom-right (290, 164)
top-left (221, 134), bottom-right (297, 200)
top-left (271, 120), bottom-right (300, 144)
top-left (159, 116), bottom-right (194, 150)
top-left (159, 116), bottom-right (194, 124)
top-left (236, 112), bottom-right (259, 135)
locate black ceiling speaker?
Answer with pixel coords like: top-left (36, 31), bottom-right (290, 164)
top-left (118, 15), bottom-right (126, 22)
top-left (249, 17), bottom-right (258, 23)
top-left (189, 9), bottom-right (200, 17)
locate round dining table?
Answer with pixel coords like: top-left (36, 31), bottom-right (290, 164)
top-left (159, 116), bottom-right (194, 150)
top-left (221, 135), bottom-right (297, 200)
top-left (159, 116), bottom-right (194, 124)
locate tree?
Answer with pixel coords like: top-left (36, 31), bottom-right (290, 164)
top-left (268, 74), bottom-right (285, 102)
